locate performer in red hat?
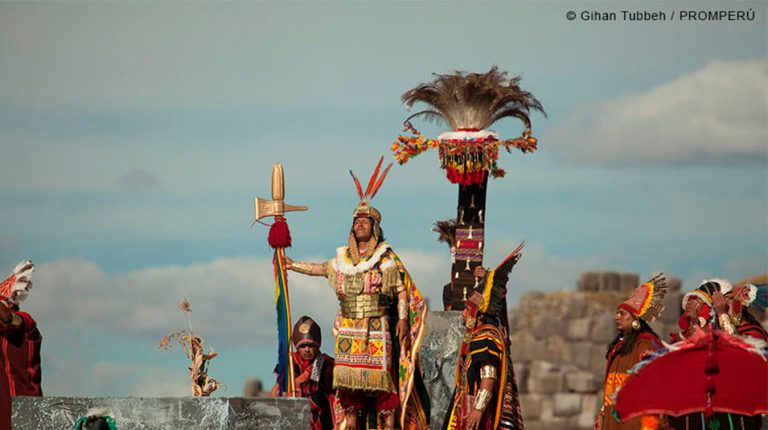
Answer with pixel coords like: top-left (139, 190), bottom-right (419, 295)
top-left (596, 274), bottom-right (667, 430)
top-left (671, 279), bottom-right (730, 342)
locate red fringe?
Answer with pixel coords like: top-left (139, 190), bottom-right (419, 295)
top-left (268, 216), bottom-right (292, 249)
top-left (444, 168), bottom-right (487, 185)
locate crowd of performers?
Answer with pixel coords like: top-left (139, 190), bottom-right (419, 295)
top-left (0, 164), bottom-right (765, 430)
top-left (266, 159), bottom-right (766, 430)
top-left (0, 260), bottom-right (43, 429)
top-left (598, 277), bottom-right (767, 430)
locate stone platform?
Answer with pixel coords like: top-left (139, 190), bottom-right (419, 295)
top-left (12, 311), bottom-right (465, 429)
top-left (418, 311), bottom-right (463, 426)
top-left (12, 396), bottom-right (311, 430)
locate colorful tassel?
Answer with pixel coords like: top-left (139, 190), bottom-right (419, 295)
top-left (268, 216), bottom-right (292, 249)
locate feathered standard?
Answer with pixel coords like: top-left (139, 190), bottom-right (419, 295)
top-left (397, 68), bottom-right (544, 312)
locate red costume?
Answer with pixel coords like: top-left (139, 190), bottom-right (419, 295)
top-left (1, 310), bottom-right (43, 396)
top-left (273, 316), bottom-right (336, 430)
top-left (597, 274), bottom-right (667, 430)
top-left (0, 335), bottom-right (10, 430)
top-left (0, 260), bottom-right (37, 429)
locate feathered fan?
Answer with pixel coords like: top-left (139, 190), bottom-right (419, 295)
top-left (401, 66), bottom-right (546, 132)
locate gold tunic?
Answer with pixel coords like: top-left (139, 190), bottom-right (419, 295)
top-left (323, 242), bottom-right (403, 393)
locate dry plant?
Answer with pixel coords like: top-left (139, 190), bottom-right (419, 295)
top-left (158, 299), bottom-right (221, 396)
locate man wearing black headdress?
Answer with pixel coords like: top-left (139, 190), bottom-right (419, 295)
top-left (444, 247), bottom-right (524, 430)
top-left (270, 316), bottom-right (335, 430)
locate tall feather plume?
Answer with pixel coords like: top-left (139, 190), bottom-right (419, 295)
top-left (349, 170), bottom-right (364, 199)
top-left (401, 66), bottom-right (547, 131)
top-left (365, 156), bottom-right (384, 197)
top-left (433, 219), bottom-right (457, 245)
top-left (369, 162), bottom-right (392, 200)
top-left (643, 273), bottom-right (668, 322)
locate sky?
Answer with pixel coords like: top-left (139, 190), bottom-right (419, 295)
top-left (0, 1), bottom-right (766, 397)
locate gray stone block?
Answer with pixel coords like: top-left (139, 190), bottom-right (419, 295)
top-left (577, 410), bottom-right (596, 429)
top-left (565, 371), bottom-right (597, 393)
top-left (667, 276), bottom-right (682, 292)
top-left (590, 310), bottom-right (617, 343)
top-left (570, 342), bottom-right (593, 369)
top-left (515, 362), bottom-right (529, 394)
top-left (508, 332), bottom-right (529, 362)
top-left (567, 318), bottom-right (591, 341)
top-left (539, 397), bottom-right (555, 421)
top-left (554, 393), bottom-right (582, 417)
top-left (528, 362), bottom-right (563, 394)
top-left (11, 397), bottom-right (311, 430)
top-left (591, 345), bottom-right (608, 377)
top-left (523, 421), bottom-right (549, 430)
top-left (619, 273), bottom-right (639, 292)
top-left (417, 311), bottom-right (463, 429)
top-left (598, 272), bottom-right (621, 292)
top-left (532, 315), bottom-right (566, 339)
top-left (242, 378), bottom-right (264, 397)
top-left (540, 417), bottom-right (570, 429)
top-left (520, 291), bottom-right (546, 307)
top-left (658, 291), bottom-right (683, 323)
top-left (230, 398), bottom-right (311, 430)
top-left (577, 272), bottom-right (599, 292)
top-left (511, 332), bottom-right (548, 364)
top-left (581, 393), bottom-right (599, 415)
top-left (521, 394), bottom-right (543, 420)
top-left (546, 335), bottom-right (570, 365)
top-left (562, 294), bottom-right (588, 319)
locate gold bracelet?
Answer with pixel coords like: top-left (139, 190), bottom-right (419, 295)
top-left (731, 313), bottom-right (743, 326)
top-left (718, 314), bottom-right (735, 334)
top-left (473, 388), bottom-right (492, 412)
top-left (479, 365), bottom-right (497, 380)
top-left (398, 300), bottom-right (408, 320)
top-left (697, 317), bottom-right (707, 328)
top-left (292, 262), bottom-right (314, 275)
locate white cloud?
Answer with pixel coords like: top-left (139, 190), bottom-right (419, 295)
top-left (27, 257), bottom-right (339, 347)
top-left (26, 247), bottom-right (607, 346)
top-left (548, 60), bottom-right (768, 165)
top-left (90, 362), bottom-right (189, 397)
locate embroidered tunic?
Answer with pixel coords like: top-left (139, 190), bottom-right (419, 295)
top-left (322, 242), bottom-right (403, 393)
top-left (600, 333), bottom-right (660, 430)
top-left (444, 323), bottom-right (524, 430)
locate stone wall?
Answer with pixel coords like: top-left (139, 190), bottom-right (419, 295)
top-left (508, 271), bottom-right (683, 430)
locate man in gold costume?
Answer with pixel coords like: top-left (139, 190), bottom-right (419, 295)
top-left (286, 158), bottom-right (429, 430)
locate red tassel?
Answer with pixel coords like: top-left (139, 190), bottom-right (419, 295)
top-left (704, 404), bottom-right (714, 419)
top-left (705, 377), bottom-right (716, 394)
top-left (704, 356), bottom-right (719, 375)
top-left (268, 216), bottom-right (292, 249)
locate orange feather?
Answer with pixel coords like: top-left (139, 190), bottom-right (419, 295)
top-left (349, 170), bottom-right (364, 199)
top-left (365, 156), bottom-right (384, 197)
top-left (369, 162), bottom-right (393, 200)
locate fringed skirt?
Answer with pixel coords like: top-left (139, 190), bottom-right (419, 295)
top-left (332, 316), bottom-right (396, 393)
